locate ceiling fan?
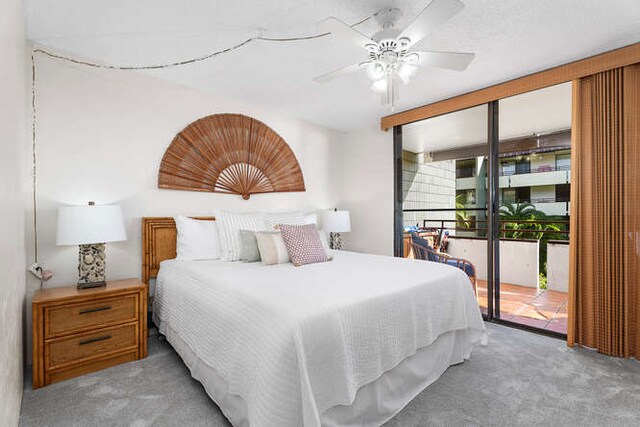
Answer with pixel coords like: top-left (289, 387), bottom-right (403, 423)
top-left (313, 0), bottom-right (474, 110)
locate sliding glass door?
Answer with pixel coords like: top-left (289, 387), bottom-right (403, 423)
top-left (495, 83), bottom-right (571, 334)
top-left (400, 105), bottom-right (489, 316)
top-left (396, 83), bottom-right (571, 337)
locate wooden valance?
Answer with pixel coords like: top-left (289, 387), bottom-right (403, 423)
top-left (381, 42), bottom-right (640, 130)
top-left (158, 114), bottom-right (305, 199)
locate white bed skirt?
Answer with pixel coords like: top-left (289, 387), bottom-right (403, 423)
top-left (159, 320), bottom-right (484, 427)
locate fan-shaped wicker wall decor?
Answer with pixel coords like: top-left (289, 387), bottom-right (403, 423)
top-left (158, 114), bottom-right (305, 199)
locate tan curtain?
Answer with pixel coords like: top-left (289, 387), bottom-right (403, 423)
top-left (568, 64), bottom-right (640, 357)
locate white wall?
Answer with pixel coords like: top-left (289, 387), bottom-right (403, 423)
top-left (547, 242), bottom-right (569, 292)
top-left (339, 127), bottom-right (394, 256)
top-left (0, 0), bottom-right (28, 424)
top-left (448, 237), bottom-right (539, 288)
top-left (25, 53), bottom-right (345, 360)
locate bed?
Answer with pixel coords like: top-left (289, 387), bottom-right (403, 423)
top-left (143, 217), bottom-right (486, 427)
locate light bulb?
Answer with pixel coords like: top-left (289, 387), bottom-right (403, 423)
top-left (367, 61), bottom-right (386, 81)
top-left (397, 63), bottom-right (416, 84)
top-left (371, 78), bottom-right (387, 93)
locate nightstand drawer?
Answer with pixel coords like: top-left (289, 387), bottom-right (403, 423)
top-left (46, 323), bottom-right (138, 370)
top-left (45, 294), bottom-right (138, 338)
top-left (32, 278), bottom-right (147, 388)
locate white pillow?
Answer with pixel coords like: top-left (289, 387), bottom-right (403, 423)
top-left (264, 211), bottom-right (304, 230)
top-left (303, 213), bottom-right (318, 225)
top-left (318, 229), bottom-right (331, 255)
top-left (215, 210), bottom-right (266, 261)
top-left (174, 216), bottom-right (220, 261)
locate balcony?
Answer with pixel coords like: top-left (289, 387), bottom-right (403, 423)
top-left (449, 237), bottom-right (569, 334)
top-left (476, 280), bottom-right (568, 333)
top-left (509, 170), bottom-right (570, 187)
top-left (532, 200), bottom-right (569, 216)
top-left (403, 217), bottom-right (569, 334)
top-left (456, 167), bottom-right (570, 191)
top-left (500, 164), bottom-right (570, 176)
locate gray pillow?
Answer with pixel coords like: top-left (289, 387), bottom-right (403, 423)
top-left (239, 230), bottom-right (261, 262)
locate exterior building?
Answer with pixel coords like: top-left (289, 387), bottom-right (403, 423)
top-left (402, 129), bottom-right (571, 236)
top-left (402, 151), bottom-right (456, 228)
top-left (456, 148), bottom-right (571, 217)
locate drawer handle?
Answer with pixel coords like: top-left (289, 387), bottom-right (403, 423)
top-left (79, 305), bottom-right (112, 314)
top-left (79, 335), bottom-right (112, 346)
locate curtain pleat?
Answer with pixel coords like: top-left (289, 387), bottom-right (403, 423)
top-left (568, 64), bottom-right (640, 358)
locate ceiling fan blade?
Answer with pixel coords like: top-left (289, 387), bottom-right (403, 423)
top-left (411, 51), bottom-right (475, 71)
top-left (320, 17), bottom-right (374, 49)
top-left (399, 0), bottom-right (465, 49)
top-left (313, 63), bottom-right (365, 84)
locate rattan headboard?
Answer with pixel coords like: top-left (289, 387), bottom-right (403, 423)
top-left (141, 217), bottom-right (215, 284)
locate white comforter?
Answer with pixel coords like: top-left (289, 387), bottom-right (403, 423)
top-left (154, 250), bottom-right (486, 427)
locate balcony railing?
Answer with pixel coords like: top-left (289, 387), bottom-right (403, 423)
top-left (502, 197), bottom-right (569, 204)
top-left (414, 218), bottom-right (570, 237)
top-left (499, 164), bottom-right (570, 176)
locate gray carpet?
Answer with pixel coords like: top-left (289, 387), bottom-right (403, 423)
top-left (19, 323), bottom-right (640, 427)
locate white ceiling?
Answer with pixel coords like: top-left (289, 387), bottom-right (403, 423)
top-left (25, 0), bottom-right (640, 132)
top-left (403, 82), bottom-right (571, 153)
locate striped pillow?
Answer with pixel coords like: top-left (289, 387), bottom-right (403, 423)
top-left (279, 224), bottom-right (330, 267)
top-left (215, 210), bottom-right (266, 261)
top-left (264, 211), bottom-right (304, 230)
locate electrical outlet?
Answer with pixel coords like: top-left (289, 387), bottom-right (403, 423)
top-left (28, 263), bottom-right (53, 281)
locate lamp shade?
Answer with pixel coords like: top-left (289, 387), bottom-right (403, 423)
top-left (321, 210), bottom-right (351, 233)
top-left (56, 204), bottom-right (127, 246)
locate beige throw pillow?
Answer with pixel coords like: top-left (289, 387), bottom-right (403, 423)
top-left (255, 231), bottom-right (290, 265)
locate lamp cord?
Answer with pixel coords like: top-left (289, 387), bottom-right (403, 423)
top-left (31, 52), bottom-right (38, 264)
top-left (29, 12), bottom-right (380, 265)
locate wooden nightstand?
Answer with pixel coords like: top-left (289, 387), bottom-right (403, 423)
top-left (32, 278), bottom-right (147, 389)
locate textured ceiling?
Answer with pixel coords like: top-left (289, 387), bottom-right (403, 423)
top-left (26, 0), bottom-right (640, 132)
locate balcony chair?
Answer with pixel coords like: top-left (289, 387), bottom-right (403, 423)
top-left (410, 233), bottom-right (477, 294)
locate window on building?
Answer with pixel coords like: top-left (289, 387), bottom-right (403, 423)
top-left (515, 158), bottom-right (531, 174)
top-left (556, 184), bottom-right (571, 202)
top-left (502, 188), bottom-right (516, 204)
top-left (500, 160), bottom-right (516, 176)
top-left (515, 187), bottom-right (531, 203)
top-left (456, 159), bottom-right (476, 178)
top-left (556, 153), bottom-right (571, 171)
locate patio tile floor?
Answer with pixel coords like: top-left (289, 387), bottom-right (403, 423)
top-left (476, 280), bottom-right (568, 334)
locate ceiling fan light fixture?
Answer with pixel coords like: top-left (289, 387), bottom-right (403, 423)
top-left (366, 61), bottom-right (386, 81)
top-left (397, 62), bottom-right (416, 83)
top-left (365, 43), bottom-right (379, 52)
top-left (397, 37), bottom-right (411, 50)
top-left (312, 0), bottom-right (473, 112)
top-left (371, 77), bottom-right (388, 93)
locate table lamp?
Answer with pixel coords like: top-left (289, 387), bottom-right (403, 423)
top-left (321, 209), bottom-right (351, 250)
top-left (56, 202), bottom-right (127, 289)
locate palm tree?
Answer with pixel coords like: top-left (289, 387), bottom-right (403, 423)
top-left (499, 202), bottom-right (566, 283)
top-left (455, 193), bottom-right (470, 230)
top-left (499, 202), bottom-right (560, 240)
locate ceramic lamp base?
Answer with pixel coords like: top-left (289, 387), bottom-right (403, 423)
top-left (77, 243), bottom-right (107, 289)
top-left (329, 232), bottom-right (344, 250)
